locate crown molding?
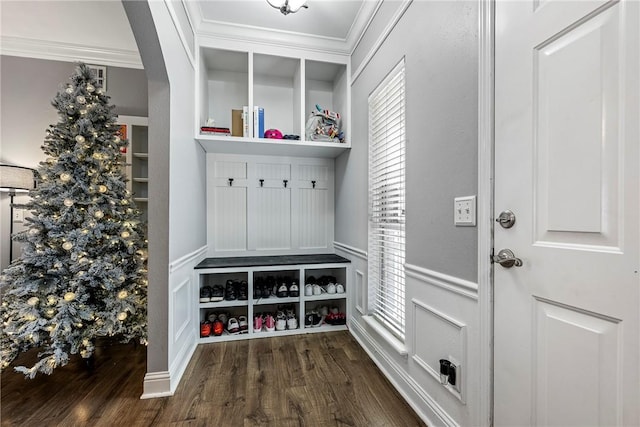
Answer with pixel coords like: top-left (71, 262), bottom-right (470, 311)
top-left (184, 0), bottom-right (379, 56)
top-left (0, 36), bottom-right (143, 69)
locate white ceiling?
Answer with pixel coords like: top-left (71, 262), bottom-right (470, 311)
top-left (195, 0), bottom-right (366, 40)
top-left (0, 0), bottom-right (376, 67)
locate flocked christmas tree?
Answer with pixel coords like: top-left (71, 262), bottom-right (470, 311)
top-left (0, 63), bottom-right (148, 378)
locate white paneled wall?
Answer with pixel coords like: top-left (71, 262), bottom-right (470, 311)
top-left (207, 153), bottom-right (334, 256)
top-left (210, 161), bottom-right (248, 252)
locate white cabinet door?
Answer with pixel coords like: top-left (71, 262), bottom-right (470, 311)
top-left (250, 162), bottom-right (291, 250)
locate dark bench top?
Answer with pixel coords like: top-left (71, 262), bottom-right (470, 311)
top-left (195, 254), bottom-right (351, 269)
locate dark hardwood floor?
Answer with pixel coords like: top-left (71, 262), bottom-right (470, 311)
top-left (1, 331), bottom-right (426, 426)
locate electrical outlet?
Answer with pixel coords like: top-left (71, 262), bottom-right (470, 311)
top-left (12, 208), bottom-right (24, 223)
top-left (448, 355), bottom-right (461, 393)
top-left (454, 196), bottom-right (476, 226)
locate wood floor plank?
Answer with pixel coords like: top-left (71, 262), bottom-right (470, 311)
top-left (1, 331), bottom-right (426, 426)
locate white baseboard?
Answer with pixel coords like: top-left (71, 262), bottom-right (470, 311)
top-left (141, 371), bottom-right (173, 399)
top-left (349, 318), bottom-right (459, 427)
top-left (169, 332), bottom-right (198, 394)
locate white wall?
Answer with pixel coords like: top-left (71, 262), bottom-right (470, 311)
top-left (336, 1), bottom-right (482, 425)
top-left (124, 0), bottom-right (207, 397)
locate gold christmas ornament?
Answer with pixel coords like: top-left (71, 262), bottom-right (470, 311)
top-left (47, 295), bottom-right (57, 305)
top-left (113, 136), bottom-right (121, 143)
top-left (64, 198), bottom-right (74, 207)
top-left (76, 95), bottom-right (86, 104)
top-left (65, 86), bottom-right (74, 94)
top-left (64, 292), bottom-right (76, 302)
top-left (62, 242), bottom-right (73, 251)
top-left (118, 290), bottom-right (128, 299)
top-left (75, 135), bottom-right (85, 143)
top-left (86, 84), bottom-right (95, 93)
top-left (121, 231), bottom-right (130, 238)
top-left (98, 185), bottom-right (107, 193)
top-left (60, 173), bottom-right (71, 182)
top-left (27, 297), bottom-right (40, 306)
top-left (117, 312), bottom-right (127, 321)
top-left (94, 210), bottom-right (104, 219)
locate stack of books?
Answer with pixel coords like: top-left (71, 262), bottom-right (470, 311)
top-left (201, 126), bottom-right (231, 136)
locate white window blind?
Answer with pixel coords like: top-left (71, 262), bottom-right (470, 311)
top-left (368, 59), bottom-right (406, 341)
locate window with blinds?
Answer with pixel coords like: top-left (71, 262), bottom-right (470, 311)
top-left (367, 59), bottom-right (406, 341)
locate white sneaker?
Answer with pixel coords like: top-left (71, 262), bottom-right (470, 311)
top-left (305, 284), bottom-right (313, 296)
top-left (326, 283), bottom-right (336, 294)
top-left (336, 283), bottom-right (345, 294)
top-left (286, 316), bottom-right (298, 330)
top-left (276, 311), bottom-right (287, 331)
top-left (312, 284), bottom-right (322, 295)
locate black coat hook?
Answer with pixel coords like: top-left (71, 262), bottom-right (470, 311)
top-left (259, 179), bottom-right (264, 187)
top-left (312, 180), bottom-right (316, 189)
top-left (283, 180), bottom-right (288, 188)
top-left (228, 178), bottom-right (234, 186)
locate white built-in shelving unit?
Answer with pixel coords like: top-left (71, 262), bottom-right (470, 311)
top-left (195, 255), bottom-right (350, 343)
top-left (194, 40), bottom-right (351, 343)
top-left (118, 115), bottom-right (149, 221)
top-left (196, 44), bottom-right (350, 159)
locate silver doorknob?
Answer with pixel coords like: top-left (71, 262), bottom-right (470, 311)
top-left (492, 249), bottom-right (523, 268)
top-left (496, 210), bottom-right (516, 228)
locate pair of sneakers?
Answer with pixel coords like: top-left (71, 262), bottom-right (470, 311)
top-left (304, 311), bottom-right (323, 328)
top-left (276, 281), bottom-right (299, 298)
top-left (200, 285), bottom-right (225, 302)
top-left (227, 315), bottom-right (249, 334)
top-left (254, 313), bottom-right (276, 332)
top-left (304, 283), bottom-right (323, 296)
top-left (200, 319), bottom-right (224, 337)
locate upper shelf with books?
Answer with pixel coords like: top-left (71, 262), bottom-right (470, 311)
top-left (197, 46), bottom-right (350, 159)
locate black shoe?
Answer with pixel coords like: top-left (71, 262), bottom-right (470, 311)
top-left (199, 286), bottom-right (212, 302)
top-left (210, 285), bottom-right (224, 302)
top-left (225, 280), bottom-right (237, 301)
top-left (276, 281), bottom-right (289, 298)
top-left (238, 280), bottom-right (248, 300)
top-left (288, 280), bottom-right (299, 297)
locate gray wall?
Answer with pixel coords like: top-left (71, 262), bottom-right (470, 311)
top-left (337, 0), bottom-right (478, 281)
top-left (0, 55), bottom-right (148, 270)
top-left (336, 1), bottom-right (481, 424)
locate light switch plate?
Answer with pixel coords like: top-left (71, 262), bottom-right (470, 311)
top-left (12, 208), bottom-right (24, 223)
top-left (454, 195), bottom-right (476, 226)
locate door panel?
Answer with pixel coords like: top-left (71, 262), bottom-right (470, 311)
top-left (533, 297), bottom-right (621, 426)
top-left (534, 4), bottom-right (622, 247)
top-left (494, 1), bottom-right (639, 425)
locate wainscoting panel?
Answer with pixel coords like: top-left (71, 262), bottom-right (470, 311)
top-left (143, 245), bottom-right (206, 398)
top-left (411, 298), bottom-right (467, 403)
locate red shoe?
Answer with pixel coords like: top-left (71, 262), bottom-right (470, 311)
top-left (200, 321), bottom-right (211, 337)
top-left (212, 319), bottom-right (224, 336)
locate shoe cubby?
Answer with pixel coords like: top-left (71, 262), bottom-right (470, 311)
top-left (200, 306), bottom-right (250, 342)
top-left (194, 254), bottom-right (349, 343)
top-left (303, 267), bottom-right (347, 302)
top-left (252, 269), bottom-right (301, 305)
top-left (199, 271), bottom-right (250, 309)
top-left (303, 298), bottom-right (347, 332)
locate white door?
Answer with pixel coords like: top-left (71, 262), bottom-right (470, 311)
top-left (494, 1), bottom-right (639, 426)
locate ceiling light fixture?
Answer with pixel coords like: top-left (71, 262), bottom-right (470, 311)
top-left (267, 0), bottom-right (308, 15)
